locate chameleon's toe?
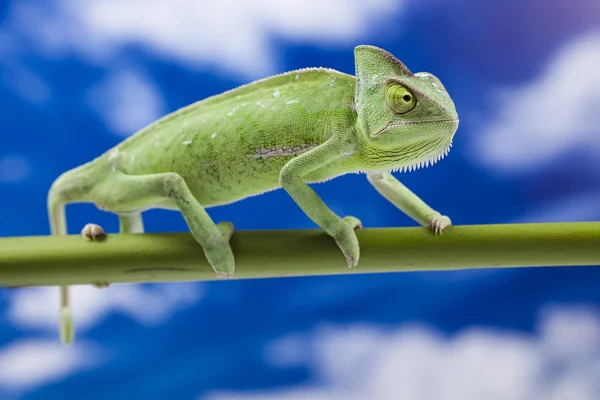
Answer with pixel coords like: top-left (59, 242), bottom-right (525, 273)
top-left (81, 223), bottom-right (106, 240)
top-left (217, 221), bottom-right (235, 241)
top-left (337, 245), bottom-right (359, 268)
top-left (343, 215), bottom-right (362, 230)
top-left (215, 271), bottom-right (234, 280)
top-left (333, 217), bottom-right (361, 268)
top-left (429, 215), bottom-right (451, 235)
top-left (205, 239), bottom-right (236, 279)
top-left (60, 307), bottom-right (75, 346)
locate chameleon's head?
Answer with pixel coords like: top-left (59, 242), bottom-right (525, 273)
top-left (354, 45), bottom-right (459, 170)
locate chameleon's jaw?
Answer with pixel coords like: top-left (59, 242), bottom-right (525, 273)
top-left (365, 118), bottom-right (458, 174)
top-left (372, 118), bottom-right (459, 137)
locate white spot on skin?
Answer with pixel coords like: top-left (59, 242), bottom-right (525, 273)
top-left (183, 140), bottom-right (192, 146)
top-left (227, 104), bottom-right (242, 116)
top-left (108, 148), bottom-right (119, 171)
top-left (273, 89), bottom-right (280, 97)
top-left (431, 82), bottom-right (442, 93)
top-left (201, 160), bottom-right (219, 167)
top-left (253, 143), bottom-right (319, 159)
top-left (326, 75), bottom-right (337, 87)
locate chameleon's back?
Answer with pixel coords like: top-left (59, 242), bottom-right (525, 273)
top-left (115, 68), bottom-right (357, 207)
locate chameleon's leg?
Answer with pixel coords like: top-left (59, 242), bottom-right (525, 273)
top-left (119, 213), bottom-right (145, 234)
top-left (280, 137), bottom-right (361, 267)
top-left (47, 177), bottom-right (78, 345)
top-left (103, 173), bottom-right (235, 278)
top-left (366, 172), bottom-right (451, 234)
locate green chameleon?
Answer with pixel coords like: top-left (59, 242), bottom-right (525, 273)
top-left (48, 45), bottom-right (459, 344)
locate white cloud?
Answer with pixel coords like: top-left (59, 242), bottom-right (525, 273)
top-left (7, 282), bottom-right (203, 333)
top-left (0, 154), bottom-right (31, 183)
top-left (514, 190), bottom-right (600, 223)
top-left (86, 68), bottom-right (166, 136)
top-left (0, 339), bottom-right (100, 392)
top-left (471, 32), bottom-right (600, 173)
top-left (206, 306), bottom-right (600, 400)
top-left (7, 0), bottom-right (405, 78)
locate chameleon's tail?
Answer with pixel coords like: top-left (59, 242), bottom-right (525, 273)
top-left (47, 162), bottom-right (97, 345)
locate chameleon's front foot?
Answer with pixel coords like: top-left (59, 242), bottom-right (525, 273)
top-left (333, 216), bottom-right (362, 268)
top-left (207, 221), bottom-right (236, 279)
top-left (429, 214), bottom-right (451, 235)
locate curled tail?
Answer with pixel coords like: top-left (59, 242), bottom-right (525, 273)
top-left (48, 162), bottom-right (98, 345)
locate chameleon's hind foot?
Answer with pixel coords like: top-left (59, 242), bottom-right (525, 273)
top-left (81, 223), bottom-right (106, 240)
top-left (208, 246), bottom-right (235, 279)
top-left (429, 215), bottom-right (451, 235)
top-left (334, 216), bottom-right (362, 268)
top-left (208, 221), bottom-right (236, 280)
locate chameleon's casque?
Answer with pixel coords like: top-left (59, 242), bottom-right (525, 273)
top-left (48, 45), bottom-right (459, 345)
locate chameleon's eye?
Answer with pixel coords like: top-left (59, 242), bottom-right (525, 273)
top-left (385, 83), bottom-right (416, 114)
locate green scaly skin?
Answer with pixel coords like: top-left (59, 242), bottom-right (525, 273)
top-left (47, 45), bottom-right (459, 345)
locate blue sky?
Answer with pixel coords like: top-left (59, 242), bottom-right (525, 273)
top-left (1, 0), bottom-right (600, 399)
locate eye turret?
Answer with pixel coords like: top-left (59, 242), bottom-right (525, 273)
top-left (385, 83), bottom-right (416, 115)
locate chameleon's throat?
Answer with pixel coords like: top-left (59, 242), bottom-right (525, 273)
top-left (382, 141), bottom-right (453, 174)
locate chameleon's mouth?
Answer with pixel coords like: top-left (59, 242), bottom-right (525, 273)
top-left (373, 119), bottom-right (459, 136)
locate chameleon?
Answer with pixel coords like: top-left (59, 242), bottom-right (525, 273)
top-left (47, 45), bottom-right (459, 345)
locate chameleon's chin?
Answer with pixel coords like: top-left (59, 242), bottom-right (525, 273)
top-left (385, 141), bottom-right (453, 174)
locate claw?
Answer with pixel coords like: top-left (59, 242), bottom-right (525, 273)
top-left (81, 223), bottom-right (106, 240)
top-left (334, 216), bottom-right (362, 268)
top-left (429, 215), bottom-right (451, 235)
top-left (215, 271), bottom-right (234, 280)
top-left (336, 242), bottom-right (359, 268)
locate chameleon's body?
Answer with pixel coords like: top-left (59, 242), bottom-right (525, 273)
top-left (112, 68), bottom-right (357, 206)
top-left (48, 45), bottom-right (459, 344)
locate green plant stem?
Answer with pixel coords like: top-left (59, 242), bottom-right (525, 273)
top-left (1, 222), bottom-right (599, 287)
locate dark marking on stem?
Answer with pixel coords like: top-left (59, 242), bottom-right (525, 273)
top-left (125, 267), bottom-right (193, 274)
